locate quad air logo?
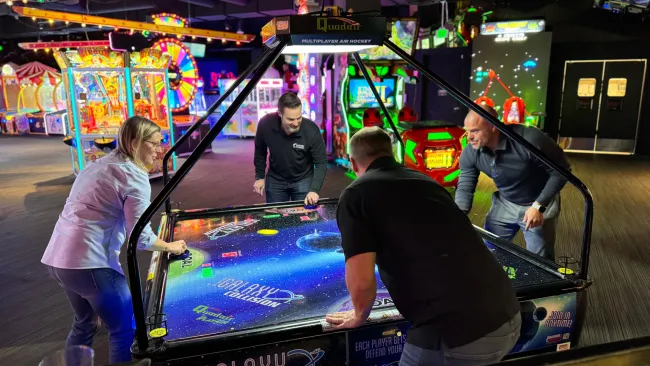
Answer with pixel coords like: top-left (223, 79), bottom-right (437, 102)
top-left (316, 17), bottom-right (361, 32)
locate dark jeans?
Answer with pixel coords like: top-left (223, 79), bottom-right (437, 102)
top-left (400, 312), bottom-right (521, 366)
top-left (47, 266), bottom-right (134, 364)
top-left (265, 174), bottom-right (312, 203)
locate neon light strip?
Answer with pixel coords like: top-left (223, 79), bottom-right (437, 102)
top-left (164, 68), bottom-right (177, 171)
top-left (125, 68), bottom-right (135, 116)
top-left (12, 6), bottom-right (255, 42)
top-left (340, 70), bottom-right (351, 164)
top-left (67, 70), bottom-right (84, 171)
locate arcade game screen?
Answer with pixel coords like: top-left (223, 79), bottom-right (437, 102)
top-left (348, 78), bottom-right (396, 109)
top-left (161, 202), bottom-right (563, 342)
top-left (470, 32), bottom-right (552, 119)
top-left (357, 19), bottom-right (419, 61)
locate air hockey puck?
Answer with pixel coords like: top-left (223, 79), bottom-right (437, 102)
top-left (170, 249), bottom-right (190, 260)
top-left (305, 204), bottom-right (318, 210)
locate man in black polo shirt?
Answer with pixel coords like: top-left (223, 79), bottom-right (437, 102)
top-left (325, 127), bottom-right (521, 366)
top-left (253, 92), bottom-right (327, 204)
top-left (455, 106), bottom-right (570, 261)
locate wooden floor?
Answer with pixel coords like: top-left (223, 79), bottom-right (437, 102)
top-left (1, 135), bottom-right (649, 365)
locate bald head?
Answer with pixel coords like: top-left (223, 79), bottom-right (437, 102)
top-left (464, 105), bottom-right (500, 150)
top-left (349, 127), bottom-right (394, 175)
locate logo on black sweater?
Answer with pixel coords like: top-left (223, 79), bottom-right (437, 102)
top-left (293, 143), bottom-right (305, 150)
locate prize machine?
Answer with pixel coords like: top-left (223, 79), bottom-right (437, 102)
top-left (332, 18), bottom-right (419, 169)
top-left (219, 77), bottom-right (283, 138)
top-left (150, 37), bottom-right (205, 157)
top-left (43, 78), bottom-right (69, 136)
top-left (129, 48), bottom-right (176, 175)
top-left (189, 77), bottom-right (207, 116)
top-left (15, 61), bottom-right (63, 135)
top-left (0, 63), bottom-right (21, 134)
top-left (54, 47), bottom-right (176, 178)
top-left (149, 13), bottom-right (209, 156)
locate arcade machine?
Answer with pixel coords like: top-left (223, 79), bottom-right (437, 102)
top-left (11, 77), bottom-right (35, 135)
top-left (43, 78), bottom-right (68, 136)
top-left (333, 18), bottom-right (419, 168)
top-left (189, 77), bottom-right (207, 116)
top-left (15, 61), bottom-right (62, 135)
top-left (152, 37), bottom-right (208, 157)
top-left (129, 48), bottom-right (177, 175)
top-left (470, 19), bottom-right (551, 128)
top-left (53, 46), bottom-right (176, 178)
top-left (149, 14), bottom-right (210, 157)
top-left (0, 63), bottom-right (21, 135)
top-left (396, 107), bottom-right (468, 189)
top-left (219, 77), bottom-right (283, 138)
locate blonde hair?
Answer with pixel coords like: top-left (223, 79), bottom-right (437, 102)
top-left (117, 116), bottom-right (161, 171)
top-left (350, 127), bottom-right (394, 165)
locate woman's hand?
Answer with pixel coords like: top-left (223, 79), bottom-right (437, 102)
top-left (166, 240), bottom-right (187, 255)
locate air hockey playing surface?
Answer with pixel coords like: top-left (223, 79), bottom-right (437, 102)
top-left (143, 199), bottom-right (588, 365)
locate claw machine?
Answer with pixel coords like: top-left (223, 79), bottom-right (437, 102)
top-left (129, 48), bottom-right (177, 176)
top-left (219, 78), bottom-right (283, 138)
top-left (54, 47), bottom-right (176, 178)
top-left (219, 78), bottom-right (258, 138)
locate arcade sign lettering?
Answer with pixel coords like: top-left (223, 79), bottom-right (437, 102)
top-left (316, 17), bottom-right (361, 32)
top-left (214, 277), bottom-right (305, 308)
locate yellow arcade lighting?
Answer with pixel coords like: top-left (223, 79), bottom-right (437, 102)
top-left (11, 6), bottom-right (256, 43)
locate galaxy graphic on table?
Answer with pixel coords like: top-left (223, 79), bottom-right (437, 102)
top-left (160, 202), bottom-right (567, 343)
top-left (470, 32), bottom-right (552, 117)
top-left (162, 203), bottom-right (390, 341)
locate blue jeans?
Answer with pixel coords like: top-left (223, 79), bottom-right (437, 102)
top-left (47, 266), bottom-right (134, 364)
top-left (400, 313), bottom-right (521, 366)
top-left (484, 192), bottom-right (559, 261)
top-left (265, 174), bottom-right (312, 203)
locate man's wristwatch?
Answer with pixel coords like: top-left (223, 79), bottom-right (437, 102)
top-left (532, 202), bottom-right (546, 213)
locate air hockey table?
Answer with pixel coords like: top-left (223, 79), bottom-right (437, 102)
top-left (141, 198), bottom-right (589, 365)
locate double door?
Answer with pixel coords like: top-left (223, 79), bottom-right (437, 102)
top-left (558, 59), bottom-right (647, 154)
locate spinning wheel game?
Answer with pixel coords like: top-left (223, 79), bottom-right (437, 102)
top-left (152, 38), bottom-right (198, 112)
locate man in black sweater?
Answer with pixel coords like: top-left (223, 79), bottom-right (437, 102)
top-left (325, 127), bottom-right (521, 366)
top-left (253, 92), bottom-right (327, 205)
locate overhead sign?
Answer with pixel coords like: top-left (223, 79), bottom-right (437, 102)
top-left (262, 15), bottom-right (386, 52)
top-left (480, 20), bottom-right (546, 35)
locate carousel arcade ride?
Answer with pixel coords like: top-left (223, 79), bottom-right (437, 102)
top-left (125, 13), bottom-right (596, 365)
top-left (15, 61), bottom-right (64, 135)
top-left (53, 47), bottom-right (177, 178)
